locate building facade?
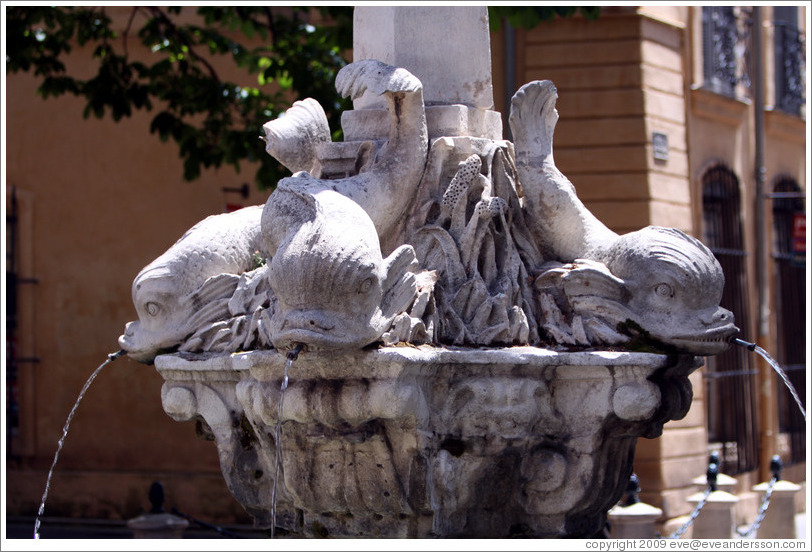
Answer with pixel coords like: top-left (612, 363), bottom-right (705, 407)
top-left (5, 4), bottom-right (807, 534)
top-left (496, 5), bottom-right (807, 531)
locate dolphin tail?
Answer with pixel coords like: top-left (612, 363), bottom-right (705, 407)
top-left (508, 80), bottom-right (618, 261)
top-left (336, 59), bottom-right (423, 100)
top-left (509, 80), bottom-right (559, 162)
top-left (262, 98), bottom-right (330, 175)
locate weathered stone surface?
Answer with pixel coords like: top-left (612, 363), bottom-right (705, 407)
top-left (345, 6), bottom-right (500, 142)
top-left (261, 177), bottom-right (426, 352)
top-left (261, 98), bottom-right (330, 175)
top-left (352, 6), bottom-right (494, 110)
top-left (510, 80), bottom-right (738, 354)
top-left (120, 64), bottom-right (737, 364)
top-left (342, 104), bottom-right (503, 142)
top-left (119, 6), bottom-right (738, 539)
top-left (155, 347), bottom-right (700, 538)
top-left (119, 206), bottom-right (267, 363)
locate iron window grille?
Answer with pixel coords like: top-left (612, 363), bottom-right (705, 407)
top-left (771, 177), bottom-right (806, 464)
top-left (701, 165), bottom-right (760, 475)
top-left (773, 7), bottom-right (806, 116)
top-left (702, 6), bottom-right (753, 98)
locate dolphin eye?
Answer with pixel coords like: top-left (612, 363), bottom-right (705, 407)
top-left (654, 283), bottom-right (673, 298)
top-left (145, 302), bottom-right (161, 316)
top-left (357, 277), bottom-right (374, 295)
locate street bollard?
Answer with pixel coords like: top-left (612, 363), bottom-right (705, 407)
top-left (126, 481), bottom-right (189, 539)
top-left (752, 456), bottom-right (801, 539)
top-left (693, 451), bottom-right (737, 494)
top-left (608, 474), bottom-right (664, 539)
top-left (685, 462), bottom-right (739, 539)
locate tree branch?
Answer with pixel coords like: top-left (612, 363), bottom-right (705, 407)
top-left (263, 7), bottom-right (278, 47)
top-left (147, 6), bottom-right (221, 83)
top-left (122, 7), bottom-right (139, 60)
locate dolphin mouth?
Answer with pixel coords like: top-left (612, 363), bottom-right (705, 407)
top-left (272, 326), bottom-right (376, 352)
top-left (118, 330), bottom-right (180, 364)
top-left (273, 328), bottom-right (345, 351)
top-left (665, 324), bottom-right (740, 355)
top-left (272, 308), bottom-right (382, 352)
top-left (118, 333), bottom-right (138, 354)
top-left (118, 334), bottom-right (157, 364)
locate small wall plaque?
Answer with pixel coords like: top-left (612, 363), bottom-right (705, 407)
top-left (652, 132), bottom-right (669, 161)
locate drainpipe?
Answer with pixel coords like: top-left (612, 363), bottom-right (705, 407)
top-left (751, 6), bottom-right (776, 483)
top-left (753, 10), bottom-right (768, 334)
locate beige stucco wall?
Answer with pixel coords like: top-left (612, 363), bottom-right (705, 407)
top-left (5, 11), bottom-right (274, 521)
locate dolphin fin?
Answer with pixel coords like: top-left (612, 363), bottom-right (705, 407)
top-left (561, 261), bottom-right (628, 303)
top-left (192, 273), bottom-right (240, 305)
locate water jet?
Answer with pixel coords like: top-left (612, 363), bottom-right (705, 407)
top-left (33, 350), bottom-right (127, 539)
top-left (733, 338), bottom-right (806, 420)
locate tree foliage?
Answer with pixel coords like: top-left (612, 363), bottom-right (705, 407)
top-left (6, 5), bottom-right (599, 189)
top-left (6, 5), bottom-right (353, 188)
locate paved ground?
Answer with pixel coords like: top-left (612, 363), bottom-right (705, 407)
top-left (5, 515), bottom-right (267, 540)
top-left (4, 513), bottom-right (809, 540)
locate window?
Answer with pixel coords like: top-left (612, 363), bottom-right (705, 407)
top-left (701, 165), bottom-right (759, 474)
top-left (773, 7), bottom-right (806, 116)
top-left (701, 6), bottom-right (752, 98)
top-left (771, 177), bottom-right (806, 464)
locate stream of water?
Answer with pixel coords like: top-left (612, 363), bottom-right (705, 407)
top-left (734, 338), bottom-right (806, 421)
top-left (270, 344), bottom-right (303, 539)
top-left (33, 350), bottom-right (126, 539)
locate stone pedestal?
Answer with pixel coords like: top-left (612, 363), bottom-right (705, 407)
top-left (353, 6), bottom-right (493, 110)
top-left (127, 513), bottom-right (188, 539)
top-left (608, 501), bottom-right (664, 539)
top-left (156, 347), bottom-right (699, 538)
top-left (752, 480), bottom-right (801, 539)
top-left (686, 490), bottom-right (739, 539)
top-left (343, 6), bottom-right (502, 141)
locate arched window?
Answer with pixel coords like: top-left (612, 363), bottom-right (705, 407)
top-left (701, 165), bottom-right (759, 474)
top-left (771, 176), bottom-right (806, 464)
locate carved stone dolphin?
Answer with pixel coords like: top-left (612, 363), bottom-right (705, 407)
top-left (511, 81), bottom-right (738, 355)
top-left (603, 227), bottom-right (738, 354)
top-left (535, 228), bottom-right (739, 355)
top-left (263, 174), bottom-right (421, 352)
top-left (119, 206), bottom-right (266, 363)
top-left (262, 59), bottom-right (429, 254)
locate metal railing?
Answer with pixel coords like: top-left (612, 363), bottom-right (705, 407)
top-left (774, 23), bottom-right (806, 115)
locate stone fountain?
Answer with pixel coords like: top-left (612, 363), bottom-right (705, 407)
top-left (119, 6), bottom-right (739, 538)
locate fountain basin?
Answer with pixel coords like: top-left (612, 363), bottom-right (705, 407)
top-left (155, 346), bottom-right (700, 538)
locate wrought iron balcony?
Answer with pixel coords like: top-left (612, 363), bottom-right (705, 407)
top-left (774, 23), bottom-right (806, 116)
top-left (702, 6), bottom-right (753, 98)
